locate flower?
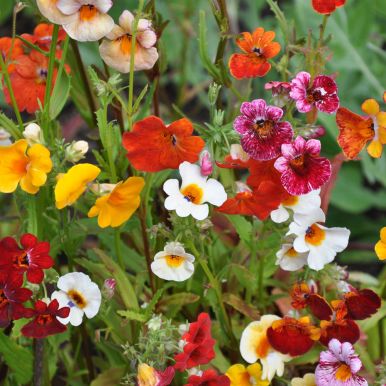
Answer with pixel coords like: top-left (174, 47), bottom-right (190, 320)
top-left (151, 241), bottom-right (195, 282)
top-left (103, 278), bottom-right (116, 299)
top-left (274, 136), bottom-right (332, 195)
top-left (0, 139), bottom-right (52, 194)
top-left (315, 339), bottom-right (368, 386)
top-left (240, 315), bottom-right (291, 381)
top-left (65, 140), bottom-right (89, 163)
top-left (186, 369), bottom-right (230, 386)
top-left (229, 27), bottom-right (280, 79)
top-left (37, 0), bottom-right (75, 24)
top-left (88, 176), bottom-right (145, 228)
top-left (181, 313), bottom-right (213, 345)
top-left (163, 161), bottom-right (227, 220)
top-left (21, 299), bottom-right (70, 338)
top-left (336, 99), bottom-right (386, 159)
top-left (289, 72), bottom-right (339, 114)
top-left (137, 363), bottom-right (175, 386)
top-left (100, 10), bottom-right (158, 73)
top-left (51, 272), bottom-right (101, 326)
top-left (21, 23), bottom-right (67, 51)
top-left (319, 318), bottom-right (360, 346)
top-left (234, 99), bottom-right (293, 160)
top-left (0, 37), bottom-right (24, 72)
top-left (123, 116), bottom-right (205, 172)
top-left (276, 241), bottom-right (309, 271)
top-left (23, 123), bottom-right (42, 145)
top-left (265, 81), bottom-right (291, 107)
top-left (311, 0), bottom-right (346, 14)
top-left (216, 144), bottom-right (251, 169)
top-left (226, 363), bottom-right (269, 386)
top-left (342, 288), bottom-right (381, 320)
top-left (54, 0), bottom-right (114, 42)
top-left (55, 163), bottom-right (101, 209)
top-left (375, 227), bottom-right (386, 260)
top-left (291, 373), bottom-right (316, 386)
top-left (287, 208), bottom-right (350, 270)
top-left (199, 150), bottom-right (213, 176)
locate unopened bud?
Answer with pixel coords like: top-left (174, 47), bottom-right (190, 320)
top-left (230, 144), bottom-right (250, 162)
top-left (199, 150), bottom-right (213, 176)
top-left (103, 278), bottom-right (116, 299)
top-left (23, 123), bottom-right (42, 145)
top-left (208, 83), bottom-right (221, 106)
top-left (65, 140), bottom-right (89, 163)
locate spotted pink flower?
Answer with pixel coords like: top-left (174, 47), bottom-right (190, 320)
top-left (233, 99), bottom-right (293, 160)
top-left (290, 71), bottom-right (339, 114)
top-left (274, 136), bottom-right (331, 195)
top-left (315, 339), bottom-right (368, 386)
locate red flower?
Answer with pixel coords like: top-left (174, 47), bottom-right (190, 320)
top-left (21, 299), bottom-right (69, 339)
top-left (122, 116), bottom-right (205, 172)
top-left (311, 0), bottom-right (346, 14)
top-left (343, 288), bottom-right (381, 320)
top-left (21, 23), bottom-right (67, 51)
top-left (0, 234), bottom-right (54, 284)
top-left (182, 312), bottom-right (213, 345)
top-left (0, 37), bottom-right (24, 72)
top-left (319, 318), bottom-right (360, 346)
top-left (185, 369), bottom-right (230, 386)
top-left (174, 341), bottom-right (216, 371)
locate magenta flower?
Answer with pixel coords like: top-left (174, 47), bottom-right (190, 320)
top-left (233, 99), bottom-right (293, 160)
top-left (290, 71), bottom-right (339, 114)
top-left (265, 81), bottom-right (291, 107)
top-left (274, 136), bottom-right (331, 195)
top-left (315, 339), bottom-right (368, 386)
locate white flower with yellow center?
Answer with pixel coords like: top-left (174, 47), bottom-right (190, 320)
top-left (276, 241), bottom-right (308, 271)
top-left (270, 189), bottom-right (321, 223)
top-left (240, 315), bottom-right (291, 381)
top-left (51, 272), bottom-right (101, 326)
top-left (287, 208), bottom-right (350, 271)
top-left (163, 161), bottom-right (227, 220)
top-left (151, 242), bottom-right (195, 282)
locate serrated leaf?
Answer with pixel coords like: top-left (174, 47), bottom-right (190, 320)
top-left (223, 293), bottom-right (260, 320)
top-left (157, 292), bottom-right (200, 307)
top-left (117, 309), bottom-right (147, 322)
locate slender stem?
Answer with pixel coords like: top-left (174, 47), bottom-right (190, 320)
top-left (44, 24), bottom-right (59, 113)
top-left (33, 339), bottom-right (44, 386)
top-left (114, 228), bottom-right (124, 269)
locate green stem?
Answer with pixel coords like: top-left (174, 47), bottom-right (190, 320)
top-left (27, 196), bottom-right (39, 237)
top-left (44, 24), bottom-right (59, 113)
top-left (114, 228), bottom-right (124, 269)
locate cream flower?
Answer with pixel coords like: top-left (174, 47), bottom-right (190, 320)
top-left (276, 241), bottom-right (308, 271)
top-left (151, 242), bottom-right (195, 282)
top-left (23, 123), bottom-right (42, 145)
top-left (163, 161), bottom-right (227, 220)
top-left (51, 272), bottom-right (101, 326)
top-left (287, 208), bottom-right (350, 271)
top-left (99, 10), bottom-right (158, 73)
top-left (291, 373), bottom-right (316, 386)
top-left (36, 0), bottom-right (75, 24)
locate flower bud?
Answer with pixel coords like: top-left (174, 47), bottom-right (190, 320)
top-left (65, 140), bottom-right (89, 163)
top-left (103, 278), bottom-right (116, 299)
top-left (208, 83), bottom-right (221, 106)
top-left (199, 150), bottom-right (213, 176)
top-left (23, 123), bottom-right (42, 145)
top-left (230, 144), bottom-right (250, 162)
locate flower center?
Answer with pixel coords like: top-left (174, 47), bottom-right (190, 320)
top-left (180, 184), bottom-right (204, 204)
top-left (36, 314), bottom-right (54, 325)
top-left (335, 363), bottom-right (352, 381)
top-left (36, 67), bottom-right (48, 84)
top-left (255, 334), bottom-right (270, 358)
top-left (0, 290), bottom-right (8, 307)
top-left (282, 195), bottom-right (299, 207)
top-left (252, 119), bottom-right (274, 139)
top-left (306, 88), bottom-right (325, 103)
top-left (13, 251), bottom-right (29, 269)
top-left (286, 247), bottom-right (298, 257)
top-left (67, 289), bottom-right (87, 309)
top-left (165, 254), bottom-right (185, 267)
top-left (305, 224), bottom-right (325, 246)
top-left (117, 34), bottom-right (132, 55)
top-left (253, 47), bottom-right (263, 56)
top-left (79, 4), bottom-right (98, 21)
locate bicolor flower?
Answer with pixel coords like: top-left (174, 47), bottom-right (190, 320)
top-left (315, 339), bottom-right (368, 386)
top-left (311, 0), bottom-right (346, 14)
top-left (291, 373), bottom-right (316, 386)
top-left (290, 72), bottom-right (339, 114)
top-left (137, 363), bottom-right (175, 386)
top-left (288, 208), bottom-right (350, 270)
top-left (274, 136), bottom-right (332, 196)
top-left (185, 369), bottom-right (230, 386)
top-left (341, 288), bottom-right (381, 320)
top-left (55, 163), bottom-right (101, 209)
top-left (100, 10), bottom-right (158, 73)
top-left (151, 242), bottom-right (195, 282)
top-left (229, 27), bottom-right (280, 79)
top-left (37, 0), bottom-right (75, 24)
top-left (163, 161), bottom-right (227, 220)
top-left (234, 99), bottom-right (293, 160)
top-left (375, 226), bottom-right (386, 260)
top-left (226, 363), bottom-right (269, 386)
top-left (123, 116), bottom-right (205, 172)
top-left (51, 272), bottom-right (102, 326)
top-left (0, 139), bottom-right (52, 194)
top-left (276, 241), bottom-right (309, 271)
top-left (88, 176), bottom-right (145, 228)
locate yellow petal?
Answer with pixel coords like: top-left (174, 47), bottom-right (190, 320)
top-left (20, 176), bottom-right (39, 194)
top-left (27, 144), bottom-right (53, 173)
top-left (87, 204), bottom-right (100, 218)
top-left (98, 206), bottom-right (112, 228)
top-left (226, 364), bottom-right (249, 386)
top-left (361, 99), bottom-right (380, 116)
top-left (380, 227), bottom-right (386, 242)
top-left (375, 240), bottom-right (386, 260)
top-left (367, 139), bottom-right (383, 158)
top-left (376, 111), bottom-right (386, 128)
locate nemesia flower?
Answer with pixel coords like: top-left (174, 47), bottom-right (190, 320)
top-left (54, 163), bottom-right (101, 209)
top-left (319, 317), bottom-right (360, 346)
top-left (234, 99), bottom-right (293, 160)
top-left (185, 369), bottom-right (230, 386)
top-left (21, 23), bottom-right (67, 51)
top-left (181, 313), bottom-right (212, 345)
top-left (342, 288), bottom-right (381, 320)
top-left (0, 139), bottom-right (52, 194)
top-left (88, 176), bottom-right (145, 228)
top-left (21, 299), bottom-right (70, 338)
top-left (289, 72), bottom-right (339, 114)
top-left (226, 363), bottom-right (269, 386)
top-left (199, 150), bottom-right (213, 176)
top-left (23, 123), bottom-right (42, 145)
top-left (151, 241), bottom-right (195, 282)
top-left (240, 315), bottom-right (291, 381)
top-left (274, 136), bottom-right (332, 195)
top-left (122, 116), bottom-right (205, 172)
top-left (270, 189), bottom-right (321, 223)
top-left (137, 363), bottom-right (175, 386)
top-left (229, 27), bottom-right (281, 79)
top-left (51, 272), bottom-right (102, 326)
top-left (311, 0), bottom-right (346, 14)
top-left (375, 226), bottom-right (386, 260)
top-left (36, 0), bottom-right (75, 24)
top-left (265, 81), bottom-right (291, 107)
top-left (100, 10), bottom-right (158, 73)
top-left (315, 339), bottom-right (368, 386)
top-left (0, 37), bottom-right (24, 72)
top-left (336, 99), bottom-right (386, 159)
top-left (291, 373), bottom-right (316, 386)
top-left (163, 161), bottom-right (227, 220)
top-left (276, 241), bottom-right (308, 271)
top-left (288, 208), bottom-right (350, 270)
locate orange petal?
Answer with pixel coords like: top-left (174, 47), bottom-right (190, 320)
top-left (263, 42), bottom-right (281, 59)
top-left (229, 53), bottom-right (271, 79)
top-left (236, 32), bottom-right (254, 53)
top-left (367, 139), bottom-right (383, 158)
top-left (361, 98), bottom-right (380, 116)
top-left (259, 30), bottom-right (276, 46)
top-left (380, 226), bottom-right (386, 242)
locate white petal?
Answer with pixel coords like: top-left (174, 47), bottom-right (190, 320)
top-left (163, 179), bottom-right (180, 196)
top-left (277, 253), bottom-right (308, 271)
top-left (270, 206), bottom-right (290, 223)
top-left (191, 204), bottom-right (209, 220)
top-left (59, 306), bottom-right (84, 326)
top-left (151, 259), bottom-right (194, 282)
top-left (105, 25), bottom-right (125, 40)
top-left (293, 207), bottom-right (325, 227)
top-left (119, 10), bottom-right (134, 33)
top-left (293, 235), bottom-right (309, 253)
top-left (133, 46), bottom-right (159, 71)
top-left (58, 272), bottom-right (91, 292)
top-left (56, 0), bottom-right (81, 15)
top-left (92, 0), bottom-right (113, 13)
top-left (323, 226), bottom-right (350, 252)
top-left (179, 161), bottom-right (207, 187)
top-left (137, 18), bottom-right (152, 31)
top-left (292, 189), bottom-right (321, 214)
top-left (51, 290), bottom-right (70, 307)
top-left (164, 195), bottom-right (178, 211)
top-left (137, 29), bottom-right (157, 48)
top-left (37, 0), bottom-right (76, 24)
top-left (307, 246), bottom-right (335, 270)
top-left (175, 200), bottom-right (194, 218)
top-left (202, 179), bottom-right (227, 206)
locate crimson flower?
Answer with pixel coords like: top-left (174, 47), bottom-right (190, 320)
top-left (174, 340), bottom-right (215, 371)
top-left (185, 369), bottom-right (230, 386)
top-left (181, 312), bottom-right (213, 345)
top-left (343, 288), bottom-right (381, 320)
top-left (311, 0), bottom-right (346, 14)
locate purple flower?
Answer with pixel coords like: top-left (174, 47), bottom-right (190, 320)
top-left (290, 71), bottom-right (339, 114)
top-left (315, 339), bottom-right (368, 386)
top-left (233, 99), bottom-right (293, 160)
top-left (199, 150), bottom-right (213, 176)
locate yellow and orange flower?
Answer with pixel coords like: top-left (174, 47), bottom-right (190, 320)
top-left (226, 363), bottom-right (269, 386)
top-left (0, 139), bottom-right (52, 194)
top-left (229, 27), bottom-right (280, 79)
top-left (375, 226), bottom-right (386, 260)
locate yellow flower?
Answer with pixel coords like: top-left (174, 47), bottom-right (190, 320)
top-left (137, 363), bottom-right (158, 386)
top-left (55, 163), bottom-right (100, 209)
top-left (88, 176), bottom-right (145, 228)
top-left (226, 363), bottom-right (270, 386)
top-left (0, 139), bottom-right (52, 194)
top-left (291, 373), bottom-right (316, 386)
top-left (375, 227), bottom-right (386, 260)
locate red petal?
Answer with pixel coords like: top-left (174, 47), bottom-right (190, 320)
top-left (308, 294), bottom-right (333, 321)
top-left (319, 319), bottom-right (360, 346)
top-left (26, 268), bottom-right (44, 284)
top-left (20, 234), bottom-right (38, 249)
top-left (311, 0), bottom-right (337, 14)
top-left (344, 289), bottom-right (381, 320)
top-left (229, 53), bottom-right (270, 80)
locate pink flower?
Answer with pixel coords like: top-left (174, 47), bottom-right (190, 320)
top-left (315, 339), bottom-right (368, 386)
top-left (265, 81), bottom-right (291, 107)
top-left (233, 99), bottom-right (293, 160)
top-left (199, 150), bottom-right (213, 176)
top-left (274, 136), bottom-right (331, 195)
top-left (290, 72), bottom-right (339, 114)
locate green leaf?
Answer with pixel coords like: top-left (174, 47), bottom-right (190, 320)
top-left (226, 215), bottom-right (253, 244)
top-left (117, 309), bottom-right (147, 322)
top-left (49, 70), bottom-right (71, 119)
top-left (158, 292), bottom-right (200, 308)
top-left (0, 112), bottom-right (22, 139)
top-left (90, 367), bottom-right (125, 386)
top-left (228, 263), bottom-right (257, 291)
top-left (223, 293), bottom-right (260, 320)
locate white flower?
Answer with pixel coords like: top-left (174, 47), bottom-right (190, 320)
top-left (151, 241), bottom-right (195, 282)
top-left (163, 161), bottom-right (227, 220)
top-left (23, 123), bottom-right (42, 145)
top-left (65, 140), bottom-right (89, 163)
top-left (287, 208), bottom-right (350, 271)
top-left (0, 129), bottom-right (11, 146)
top-left (51, 272), bottom-right (102, 326)
top-left (276, 242), bottom-right (308, 271)
top-left (146, 314), bottom-right (162, 331)
top-left (270, 189), bottom-right (321, 223)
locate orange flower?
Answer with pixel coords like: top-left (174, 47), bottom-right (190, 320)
top-left (122, 116), bottom-right (205, 172)
top-left (21, 24), bottom-right (67, 51)
top-left (311, 0), bottom-right (346, 14)
top-left (229, 27), bottom-right (280, 79)
top-left (0, 37), bottom-right (24, 72)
